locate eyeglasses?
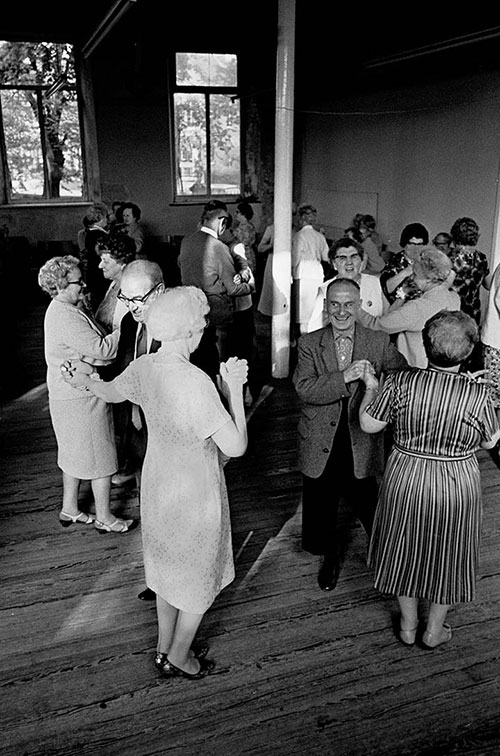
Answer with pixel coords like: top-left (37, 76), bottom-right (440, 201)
top-left (67, 278), bottom-right (84, 288)
top-left (117, 283), bottom-right (159, 306)
top-left (334, 253), bottom-right (361, 263)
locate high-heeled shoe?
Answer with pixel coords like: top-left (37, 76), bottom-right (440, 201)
top-left (154, 644), bottom-right (210, 676)
top-left (155, 653), bottom-right (214, 680)
top-left (422, 623), bottom-right (452, 649)
top-left (59, 511), bottom-right (95, 527)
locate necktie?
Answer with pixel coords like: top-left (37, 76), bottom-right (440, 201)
top-left (132, 324), bottom-right (148, 430)
top-left (136, 323), bottom-right (148, 357)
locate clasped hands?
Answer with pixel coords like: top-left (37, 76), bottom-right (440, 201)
top-left (343, 359), bottom-right (378, 390)
top-left (60, 358), bottom-right (97, 389)
top-left (217, 357), bottom-right (248, 400)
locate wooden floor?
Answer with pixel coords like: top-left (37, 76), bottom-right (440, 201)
top-left (2, 303), bottom-right (500, 756)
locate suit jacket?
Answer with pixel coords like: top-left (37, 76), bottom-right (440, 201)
top-left (292, 323), bottom-right (408, 479)
top-left (99, 311), bottom-right (160, 380)
top-left (178, 229), bottom-right (254, 326)
top-left (98, 311), bottom-right (161, 464)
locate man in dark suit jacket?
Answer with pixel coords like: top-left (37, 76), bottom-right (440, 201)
top-left (293, 277), bottom-right (408, 591)
top-left (100, 259), bottom-right (164, 480)
top-left (178, 200), bottom-right (254, 379)
top-left (99, 260), bottom-right (164, 601)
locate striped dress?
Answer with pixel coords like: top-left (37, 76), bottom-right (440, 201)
top-left (366, 368), bottom-right (499, 604)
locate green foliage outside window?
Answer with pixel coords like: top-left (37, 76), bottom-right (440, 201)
top-left (0, 41), bottom-right (84, 202)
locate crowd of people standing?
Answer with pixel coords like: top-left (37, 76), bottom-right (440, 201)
top-left (37, 200), bottom-right (500, 681)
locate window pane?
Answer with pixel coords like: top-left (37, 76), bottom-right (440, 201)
top-left (47, 90), bottom-right (83, 197)
top-left (1, 89), bottom-right (44, 198)
top-left (210, 94), bottom-right (240, 195)
top-left (0, 41), bottom-right (76, 86)
top-left (176, 53), bottom-right (237, 87)
top-left (174, 92), bottom-right (207, 196)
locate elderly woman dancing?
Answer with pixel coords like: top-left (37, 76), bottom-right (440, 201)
top-left (356, 246), bottom-right (460, 367)
top-left (359, 310), bottom-right (500, 649)
top-left (61, 286), bottom-right (248, 680)
top-left (38, 255), bottom-right (133, 533)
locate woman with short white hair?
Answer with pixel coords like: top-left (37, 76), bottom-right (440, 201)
top-left (61, 285), bottom-right (248, 680)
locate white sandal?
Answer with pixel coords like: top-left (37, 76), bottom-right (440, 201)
top-left (94, 518), bottom-right (134, 534)
top-left (59, 511), bottom-right (95, 528)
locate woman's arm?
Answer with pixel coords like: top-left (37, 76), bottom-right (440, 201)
top-left (358, 366), bottom-right (389, 434)
top-left (384, 266), bottom-right (414, 294)
top-left (61, 361), bottom-right (126, 403)
top-left (257, 225), bottom-right (273, 254)
top-left (480, 427), bottom-right (500, 449)
top-left (211, 358), bottom-right (248, 457)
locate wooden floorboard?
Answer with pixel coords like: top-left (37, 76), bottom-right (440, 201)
top-left (1, 305), bottom-right (500, 755)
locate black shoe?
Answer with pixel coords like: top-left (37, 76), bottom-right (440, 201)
top-left (138, 587), bottom-right (156, 601)
top-left (317, 554), bottom-right (340, 591)
top-left (155, 653), bottom-right (214, 680)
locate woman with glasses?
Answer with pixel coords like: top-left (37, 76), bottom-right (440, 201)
top-left (61, 286), bottom-right (248, 680)
top-left (306, 237), bottom-right (387, 333)
top-left (38, 255), bottom-right (134, 534)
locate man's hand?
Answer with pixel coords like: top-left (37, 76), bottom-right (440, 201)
top-left (342, 359), bottom-right (374, 384)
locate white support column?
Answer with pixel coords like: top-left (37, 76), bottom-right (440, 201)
top-left (271, 0), bottom-right (295, 378)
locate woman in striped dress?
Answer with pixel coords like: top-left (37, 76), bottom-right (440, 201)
top-left (359, 310), bottom-right (500, 649)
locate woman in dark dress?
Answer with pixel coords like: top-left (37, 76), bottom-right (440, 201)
top-left (359, 310), bottom-right (499, 649)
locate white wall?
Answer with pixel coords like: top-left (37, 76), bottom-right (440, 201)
top-left (297, 68), bottom-right (500, 270)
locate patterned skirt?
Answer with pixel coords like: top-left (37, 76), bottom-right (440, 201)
top-left (483, 344), bottom-right (500, 408)
top-left (368, 447), bottom-right (482, 604)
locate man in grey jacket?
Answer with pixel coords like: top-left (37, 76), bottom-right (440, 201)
top-left (178, 200), bottom-right (254, 380)
top-left (293, 278), bottom-right (407, 591)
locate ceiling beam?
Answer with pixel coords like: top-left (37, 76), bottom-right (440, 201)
top-left (81, 0), bottom-right (137, 58)
top-left (365, 26), bottom-right (500, 69)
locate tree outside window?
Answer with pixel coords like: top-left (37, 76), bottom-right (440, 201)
top-left (0, 41), bottom-right (84, 203)
top-left (173, 52), bottom-right (240, 200)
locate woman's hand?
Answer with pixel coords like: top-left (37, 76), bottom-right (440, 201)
top-left (60, 359), bottom-right (92, 390)
top-left (217, 357), bottom-right (249, 399)
top-left (464, 369), bottom-right (493, 385)
top-left (359, 361), bottom-right (379, 391)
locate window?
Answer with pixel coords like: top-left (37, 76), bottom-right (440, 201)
top-left (0, 41), bottom-right (85, 203)
top-left (173, 52), bottom-right (240, 201)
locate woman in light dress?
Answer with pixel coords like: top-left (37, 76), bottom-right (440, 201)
top-left (62, 286), bottom-right (248, 680)
top-left (39, 255), bottom-right (133, 533)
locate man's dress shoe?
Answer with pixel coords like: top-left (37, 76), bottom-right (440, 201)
top-left (138, 587), bottom-right (156, 601)
top-left (317, 555), bottom-right (340, 591)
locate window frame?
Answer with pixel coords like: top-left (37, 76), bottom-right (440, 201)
top-left (170, 51), bottom-right (241, 205)
top-left (0, 43), bottom-right (99, 207)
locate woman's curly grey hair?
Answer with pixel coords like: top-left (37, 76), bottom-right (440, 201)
top-left (38, 255), bottom-right (81, 298)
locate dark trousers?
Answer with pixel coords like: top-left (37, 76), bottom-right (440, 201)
top-left (228, 307), bottom-right (260, 398)
top-left (302, 400), bottom-right (378, 556)
top-left (190, 325), bottom-right (220, 383)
